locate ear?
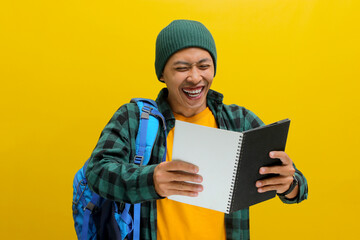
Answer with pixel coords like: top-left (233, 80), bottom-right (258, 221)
top-left (159, 74), bottom-right (165, 83)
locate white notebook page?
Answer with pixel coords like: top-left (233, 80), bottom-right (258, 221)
top-left (168, 120), bottom-right (242, 213)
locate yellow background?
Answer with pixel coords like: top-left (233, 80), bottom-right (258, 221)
top-left (1, 0), bottom-right (359, 239)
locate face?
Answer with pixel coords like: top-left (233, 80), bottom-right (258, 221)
top-left (160, 47), bottom-right (215, 117)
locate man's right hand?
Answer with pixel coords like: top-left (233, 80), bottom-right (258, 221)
top-left (153, 160), bottom-right (203, 197)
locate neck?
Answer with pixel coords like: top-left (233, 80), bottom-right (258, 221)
top-left (167, 100), bottom-right (207, 118)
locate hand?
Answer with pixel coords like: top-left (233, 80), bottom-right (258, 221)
top-left (256, 151), bottom-right (298, 198)
top-left (153, 160), bottom-right (203, 197)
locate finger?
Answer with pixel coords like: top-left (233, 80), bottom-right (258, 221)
top-left (167, 171), bottom-right (203, 183)
top-left (163, 160), bottom-right (199, 173)
top-left (256, 175), bottom-right (293, 188)
top-left (163, 189), bottom-right (200, 197)
top-left (257, 184), bottom-right (288, 193)
top-left (259, 165), bottom-right (295, 176)
top-left (169, 181), bottom-right (204, 193)
top-left (269, 151), bottom-right (292, 165)
top-left (157, 182), bottom-right (203, 197)
top-left (154, 162), bottom-right (202, 197)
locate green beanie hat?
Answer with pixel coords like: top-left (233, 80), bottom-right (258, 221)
top-left (155, 19), bottom-right (217, 81)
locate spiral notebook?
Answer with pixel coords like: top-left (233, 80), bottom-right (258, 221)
top-left (168, 119), bottom-right (290, 213)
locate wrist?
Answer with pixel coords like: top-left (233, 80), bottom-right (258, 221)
top-left (277, 175), bottom-right (298, 197)
top-left (284, 184), bottom-right (299, 200)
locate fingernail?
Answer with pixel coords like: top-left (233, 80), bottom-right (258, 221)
top-left (258, 188), bottom-right (263, 193)
top-left (270, 152), bottom-right (274, 157)
top-left (195, 175), bottom-right (202, 183)
top-left (260, 168), bottom-right (265, 174)
top-left (256, 181), bottom-right (262, 187)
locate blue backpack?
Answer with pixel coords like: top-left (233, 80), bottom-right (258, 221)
top-left (72, 98), bottom-right (167, 240)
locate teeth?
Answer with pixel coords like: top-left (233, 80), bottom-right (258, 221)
top-left (183, 88), bottom-right (203, 98)
top-left (183, 88), bottom-right (202, 94)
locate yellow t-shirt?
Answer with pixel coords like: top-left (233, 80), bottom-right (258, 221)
top-left (157, 107), bottom-right (226, 240)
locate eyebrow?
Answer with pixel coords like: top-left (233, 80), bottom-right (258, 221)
top-left (173, 58), bottom-right (211, 66)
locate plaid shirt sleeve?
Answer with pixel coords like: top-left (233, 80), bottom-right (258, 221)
top-left (85, 103), bottom-right (162, 204)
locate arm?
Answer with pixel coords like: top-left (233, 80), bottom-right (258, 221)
top-left (85, 104), bottom-right (162, 204)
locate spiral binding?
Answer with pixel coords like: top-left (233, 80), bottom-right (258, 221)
top-left (226, 134), bottom-right (243, 213)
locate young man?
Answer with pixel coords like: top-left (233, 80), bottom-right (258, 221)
top-left (86, 20), bottom-right (308, 239)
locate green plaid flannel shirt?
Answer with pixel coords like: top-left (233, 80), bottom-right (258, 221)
top-left (86, 88), bottom-right (308, 240)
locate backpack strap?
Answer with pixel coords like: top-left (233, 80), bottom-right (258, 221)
top-left (131, 98), bottom-right (167, 165)
top-left (80, 159), bottom-right (102, 240)
top-left (119, 203), bottom-right (133, 233)
top-left (81, 193), bottom-right (101, 240)
top-left (120, 98), bottom-right (166, 240)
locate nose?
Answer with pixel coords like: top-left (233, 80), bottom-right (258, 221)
top-left (187, 66), bottom-right (202, 85)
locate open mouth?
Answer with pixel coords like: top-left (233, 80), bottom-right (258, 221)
top-left (182, 87), bottom-right (204, 99)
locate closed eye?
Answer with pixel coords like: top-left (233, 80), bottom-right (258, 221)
top-left (198, 64), bottom-right (211, 70)
top-left (175, 67), bottom-right (190, 71)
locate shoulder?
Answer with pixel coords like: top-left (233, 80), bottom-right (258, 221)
top-left (112, 102), bottom-right (139, 122)
top-left (103, 102), bottom-right (141, 137)
top-left (221, 104), bottom-right (265, 131)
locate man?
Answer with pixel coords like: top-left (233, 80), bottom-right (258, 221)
top-left (86, 19), bottom-right (308, 239)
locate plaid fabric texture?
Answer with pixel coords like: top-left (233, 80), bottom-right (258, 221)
top-left (86, 88), bottom-right (308, 240)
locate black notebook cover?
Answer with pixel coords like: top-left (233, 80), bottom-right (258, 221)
top-left (229, 119), bottom-right (290, 212)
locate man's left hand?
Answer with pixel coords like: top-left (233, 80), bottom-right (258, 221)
top-left (255, 151), bottom-right (299, 199)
